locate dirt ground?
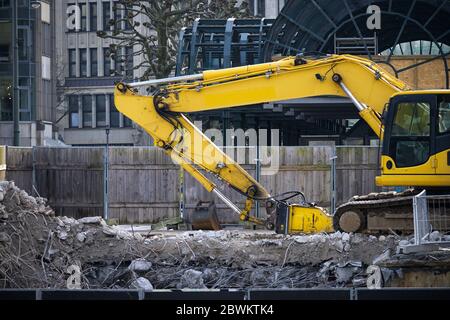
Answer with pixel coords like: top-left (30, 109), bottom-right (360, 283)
top-left (0, 181), bottom-right (402, 290)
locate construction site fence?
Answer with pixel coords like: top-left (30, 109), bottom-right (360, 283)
top-left (1, 288), bottom-right (450, 300)
top-left (3, 145), bottom-right (383, 224)
top-left (400, 191), bottom-right (450, 253)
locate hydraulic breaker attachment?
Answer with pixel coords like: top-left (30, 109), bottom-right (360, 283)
top-left (275, 202), bottom-right (334, 234)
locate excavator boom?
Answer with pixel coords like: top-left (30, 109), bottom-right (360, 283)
top-left (114, 54), bottom-right (450, 234)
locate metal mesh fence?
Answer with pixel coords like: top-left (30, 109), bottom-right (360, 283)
top-left (412, 190), bottom-right (450, 246)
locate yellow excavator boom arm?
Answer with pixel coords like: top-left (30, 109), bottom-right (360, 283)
top-left (114, 54), bottom-right (409, 225)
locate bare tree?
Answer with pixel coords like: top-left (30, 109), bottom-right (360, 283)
top-left (203, 0), bottom-right (252, 19)
top-left (97, 0), bottom-right (252, 80)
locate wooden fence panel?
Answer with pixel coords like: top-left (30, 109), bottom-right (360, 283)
top-left (4, 146), bottom-right (383, 224)
top-left (108, 147), bottom-right (180, 224)
top-left (34, 147), bottom-right (104, 218)
top-left (335, 146), bottom-right (380, 206)
top-left (5, 147), bottom-right (33, 194)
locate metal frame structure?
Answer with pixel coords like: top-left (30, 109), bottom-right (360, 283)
top-left (263, 0), bottom-right (450, 88)
top-left (174, 0), bottom-right (450, 146)
top-left (399, 190), bottom-right (450, 254)
top-left (175, 18), bottom-right (275, 76)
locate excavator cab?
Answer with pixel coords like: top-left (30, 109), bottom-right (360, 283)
top-left (377, 92), bottom-right (450, 187)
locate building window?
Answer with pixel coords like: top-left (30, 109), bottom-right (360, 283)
top-left (82, 95), bottom-right (92, 127)
top-left (89, 3), bottom-right (97, 31)
top-left (0, 44), bottom-right (9, 62)
top-left (96, 95), bottom-right (106, 127)
top-left (90, 48), bottom-right (98, 77)
top-left (104, 48), bottom-right (111, 76)
top-left (109, 94), bottom-right (120, 127)
top-left (80, 49), bottom-right (87, 77)
top-left (103, 1), bottom-right (111, 31)
top-left (114, 50), bottom-right (123, 76)
top-left (112, 4), bottom-right (118, 31)
top-left (0, 79), bottom-right (13, 121)
top-left (250, 0), bottom-right (266, 16)
top-left (68, 49), bottom-right (76, 77)
top-left (0, 0), bottom-right (11, 8)
top-left (79, 3), bottom-right (87, 32)
top-left (125, 46), bottom-right (133, 78)
top-left (17, 27), bottom-right (29, 61)
top-left (68, 95), bottom-right (79, 128)
top-left (19, 87), bottom-right (30, 121)
top-left (123, 116), bottom-right (132, 127)
top-left (124, 4), bottom-right (132, 30)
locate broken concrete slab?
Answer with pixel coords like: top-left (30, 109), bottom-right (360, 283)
top-left (129, 259), bottom-right (152, 272)
top-left (130, 277), bottom-right (153, 291)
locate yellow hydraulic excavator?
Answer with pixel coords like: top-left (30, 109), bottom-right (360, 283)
top-left (114, 54), bottom-right (450, 234)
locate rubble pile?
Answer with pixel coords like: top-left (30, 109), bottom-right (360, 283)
top-left (0, 181), bottom-right (401, 290)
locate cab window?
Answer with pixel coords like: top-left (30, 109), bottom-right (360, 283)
top-left (392, 102), bottom-right (430, 136)
top-left (390, 101), bottom-right (430, 167)
top-left (438, 97), bottom-right (450, 134)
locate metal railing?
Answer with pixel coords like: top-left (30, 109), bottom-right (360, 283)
top-left (400, 190), bottom-right (450, 253)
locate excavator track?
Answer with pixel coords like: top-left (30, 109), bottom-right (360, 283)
top-left (333, 189), bottom-right (433, 234)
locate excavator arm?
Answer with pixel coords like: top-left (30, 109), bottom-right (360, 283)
top-left (114, 54), bottom-right (409, 230)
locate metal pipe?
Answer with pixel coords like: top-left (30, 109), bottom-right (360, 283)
top-left (103, 128), bottom-right (110, 221)
top-left (12, 0), bottom-right (20, 146)
top-left (127, 74), bottom-right (203, 88)
top-left (333, 74), bottom-right (366, 112)
top-left (212, 188), bottom-right (241, 215)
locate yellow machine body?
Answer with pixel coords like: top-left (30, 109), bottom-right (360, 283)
top-left (287, 205), bottom-right (334, 234)
top-left (114, 54), bottom-right (450, 234)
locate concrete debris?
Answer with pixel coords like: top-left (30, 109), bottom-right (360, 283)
top-left (129, 259), bottom-right (152, 272)
top-left (57, 230), bottom-right (68, 240)
top-left (352, 277), bottom-right (366, 286)
top-left (0, 232), bottom-right (9, 242)
top-left (0, 180), bottom-right (404, 290)
top-left (76, 232), bottom-right (87, 243)
top-left (335, 267), bottom-right (354, 283)
top-left (130, 277), bottom-right (153, 291)
top-left (337, 261), bottom-right (362, 268)
top-left (334, 240), bottom-right (344, 253)
top-left (341, 233), bottom-right (350, 242)
top-left (398, 240), bottom-right (410, 247)
top-left (178, 269), bottom-right (206, 289)
top-left (373, 249), bottom-right (392, 265)
top-left (317, 259), bottom-right (365, 287)
top-left (102, 225), bottom-right (133, 240)
top-left (77, 216), bottom-right (104, 225)
top-left (429, 231), bottom-right (442, 242)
